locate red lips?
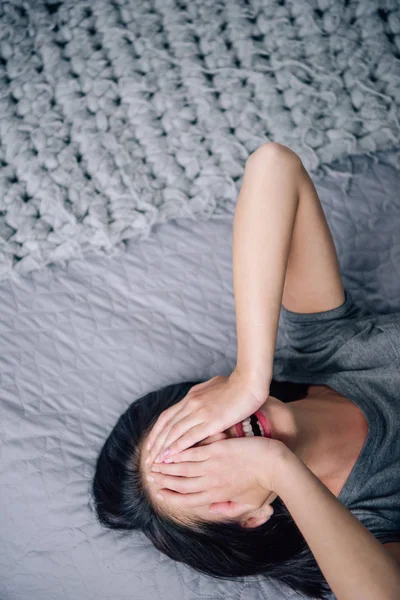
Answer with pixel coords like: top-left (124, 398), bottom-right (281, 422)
top-left (234, 411), bottom-right (272, 438)
top-left (254, 410), bottom-right (272, 438)
top-left (234, 421), bottom-right (245, 438)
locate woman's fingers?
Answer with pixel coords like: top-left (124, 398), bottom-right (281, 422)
top-left (146, 380), bottom-right (212, 453)
top-left (155, 421), bottom-right (212, 462)
top-left (157, 484), bottom-right (235, 508)
top-left (196, 432), bottom-right (229, 446)
top-left (147, 376), bottom-right (231, 464)
top-left (148, 472), bottom-right (206, 494)
top-left (146, 403), bottom-right (183, 452)
top-left (153, 414), bottom-right (200, 461)
top-left (151, 461), bottom-right (203, 477)
top-left (209, 501), bottom-right (251, 517)
top-left (146, 405), bottom-right (191, 464)
top-left (158, 445), bottom-right (210, 463)
top-left (156, 488), bottom-right (214, 508)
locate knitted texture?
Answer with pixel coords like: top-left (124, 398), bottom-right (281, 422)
top-left (1, 0), bottom-right (400, 280)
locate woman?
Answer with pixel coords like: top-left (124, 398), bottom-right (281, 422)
top-left (92, 143), bottom-right (400, 599)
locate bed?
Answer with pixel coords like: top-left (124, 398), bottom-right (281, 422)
top-left (1, 146), bottom-right (400, 599)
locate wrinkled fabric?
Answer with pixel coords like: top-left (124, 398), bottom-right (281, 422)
top-left (2, 146), bottom-right (400, 598)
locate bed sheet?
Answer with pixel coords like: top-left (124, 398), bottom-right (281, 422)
top-left (1, 147), bottom-right (400, 600)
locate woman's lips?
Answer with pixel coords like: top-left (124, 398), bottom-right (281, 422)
top-left (255, 410), bottom-right (272, 438)
top-left (234, 421), bottom-right (245, 438)
top-left (234, 411), bottom-right (272, 438)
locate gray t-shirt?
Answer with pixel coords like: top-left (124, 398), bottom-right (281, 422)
top-left (272, 289), bottom-right (400, 544)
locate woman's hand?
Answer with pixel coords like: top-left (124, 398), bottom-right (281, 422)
top-left (147, 436), bottom-right (289, 513)
top-left (145, 368), bottom-right (271, 465)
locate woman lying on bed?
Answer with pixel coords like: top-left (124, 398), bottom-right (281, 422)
top-left (91, 143), bottom-right (400, 600)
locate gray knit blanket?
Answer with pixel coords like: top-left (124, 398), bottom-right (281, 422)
top-left (1, 0), bottom-right (400, 280)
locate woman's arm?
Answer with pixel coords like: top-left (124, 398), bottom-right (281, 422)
top-left (233, 143), bottom-right (300, 390)
top-left (233, 142), bottom-right (344, 392)
top-left (145, 142), bottom-right (347, 461)
top-left (276, 450), bottom-right (400, 600)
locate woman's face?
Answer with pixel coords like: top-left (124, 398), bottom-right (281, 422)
top-left (141, 430), bottom-right (233, 525)
top-left (140, 400), bottom-right (278, 526)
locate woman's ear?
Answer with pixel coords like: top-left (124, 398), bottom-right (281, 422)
top-left (209, 498), bottom-right (275, 525)
top-left (242, 504), bottom-right (274, 528)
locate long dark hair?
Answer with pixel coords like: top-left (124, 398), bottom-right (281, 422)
top-left (90, 379), bottom-right (332, 599)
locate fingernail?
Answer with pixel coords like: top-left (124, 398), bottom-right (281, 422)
top-left (146, 475), bottom-right (154, 482)
top-left (156, 493), bottom-right (164, 501)
top-left (163, 458), bottom-right (173, 464)
top-left (146, 441), bottom-right (151, 450)
top-left (145, 455), bottom-right (150, 465)
top-left (161, 448), bottom-right (171, 460)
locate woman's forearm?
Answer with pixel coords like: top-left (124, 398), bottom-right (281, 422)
top-left (233, 144), bottom-right (302, 391)
top-left (276, 451), bottom-right (400, 600)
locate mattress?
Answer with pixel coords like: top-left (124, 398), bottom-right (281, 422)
top-left (1, 147), bottom-right (400, 600)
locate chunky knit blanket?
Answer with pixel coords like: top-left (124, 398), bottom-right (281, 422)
top-left (1, 0), bottom-right (400, 280)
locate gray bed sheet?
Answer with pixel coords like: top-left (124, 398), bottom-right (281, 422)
top-left (1, 147), bottom-right (400, 600)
